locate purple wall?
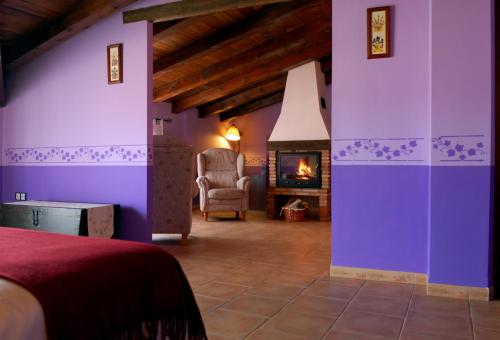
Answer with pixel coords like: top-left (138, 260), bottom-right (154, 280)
top-left (332, 0), bottom-right (430, 146)
top-left (428, 0), bottom-right (494, 287)
top-left (428, 167), bottom-right (492, 286)
top-left (332, 0), bottom-right (494, 287)
top-left (1, 1), bottom-right (158, 242)
top-left (332, 0), bottom-right (431, 274)
top-left (332, 165), bottom-right (428, 273)
top-left (2, 166), bottom-right (149, 240)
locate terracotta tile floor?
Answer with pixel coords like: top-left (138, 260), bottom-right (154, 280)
top-left (154, 211), bottom-right (500, 340)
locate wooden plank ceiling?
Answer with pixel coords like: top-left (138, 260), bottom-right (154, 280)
top-left (0, 0), bottom-right (137, 69)
top-left (151, 0), bottom-right (332, 121)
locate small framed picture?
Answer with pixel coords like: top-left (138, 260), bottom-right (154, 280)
top-left (367, 6), bottom-right (391, 59)
top-left (107, 43), bottom-right (123, 84)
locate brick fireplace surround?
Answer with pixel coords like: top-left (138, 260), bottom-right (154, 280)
top-left (266, 140), bottom-right (331, 221)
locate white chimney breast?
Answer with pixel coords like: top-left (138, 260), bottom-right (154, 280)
top-left (269, 61), bottom-right (330, 141)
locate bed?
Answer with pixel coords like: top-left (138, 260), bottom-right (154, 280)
top-left (0, 227), bottom-right (206, 340)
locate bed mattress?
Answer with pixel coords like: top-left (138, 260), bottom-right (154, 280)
top-left (0, 278), bottom-right (47, 340)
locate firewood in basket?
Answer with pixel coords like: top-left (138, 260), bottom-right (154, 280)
top-left (280, 199), bottom-right (303, 215)
top-left (288, 199), bottom-right (303, 209)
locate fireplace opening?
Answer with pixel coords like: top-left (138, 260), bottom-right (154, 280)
top-left (277, 151), bottom-right (321, 188)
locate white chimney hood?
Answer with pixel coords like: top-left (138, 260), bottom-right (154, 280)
top-left (268, 61), bottom-right (330, 142)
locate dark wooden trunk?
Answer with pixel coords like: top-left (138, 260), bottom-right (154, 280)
top-left (0, 202), bottom-right (119, 237)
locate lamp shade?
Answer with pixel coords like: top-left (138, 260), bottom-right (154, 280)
top-left (225, 125), bottom-right (241, 141)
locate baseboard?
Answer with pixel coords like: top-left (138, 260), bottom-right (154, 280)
top-left (426, 282), bottom-right (492, 301)
top-left (330, 265), bottom-right (427, 285)
top-left (330, 265), bottom-right (492, 301)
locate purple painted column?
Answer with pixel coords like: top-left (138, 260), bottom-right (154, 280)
top-left (428, 0), bottom-right (494, 287)
top-left (332, 0), bottom-right (494, 288)
top-left (331, 0), bottom-right (431, 274)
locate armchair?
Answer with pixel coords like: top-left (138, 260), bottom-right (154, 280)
top-left (196, 148), bottom-right (250, 221)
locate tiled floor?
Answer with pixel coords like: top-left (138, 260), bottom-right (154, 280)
top-left (154, 211), bottom-right (500, 340)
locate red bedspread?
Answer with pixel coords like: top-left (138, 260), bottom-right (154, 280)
top-left (0, 227), bottom-right (206, 340)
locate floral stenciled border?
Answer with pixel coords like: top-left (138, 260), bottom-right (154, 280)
top-left (432, 135), bottom-right (487, 162)
top-left (245, 155), bottom-right (266, 167)
top-left (332, 138), bottom-right (424, 162)
top-left (4, 144), bottom-right (152, 164)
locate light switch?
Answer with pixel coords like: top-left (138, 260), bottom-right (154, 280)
top-left (153, 118), bottom-right (164, 136)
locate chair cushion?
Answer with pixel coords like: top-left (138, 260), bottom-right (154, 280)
top-left (208, 188), bottom-right (245, 200)
top-left (205, 170), bottom-right (238, 188)
top-left (204, 148), bottom-right (238, 171)
top-left (202, 149), bottom-right (239, 188)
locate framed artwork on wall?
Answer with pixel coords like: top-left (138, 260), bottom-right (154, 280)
top-left (107, 43), bottom-right (123, 84)
top-left (367, 6), bottom-right (391, 59)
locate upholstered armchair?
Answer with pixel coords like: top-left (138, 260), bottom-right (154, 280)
top-left (196, 148), bottom-right (250, 221)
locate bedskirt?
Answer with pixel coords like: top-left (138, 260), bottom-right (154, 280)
top-left (0, 227), bottom-right (206, 340)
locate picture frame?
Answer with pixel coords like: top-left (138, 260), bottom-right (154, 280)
top-left (367, 6), bottom-right (391, 59)
top-left (107, 43), bottom-right (123, 84)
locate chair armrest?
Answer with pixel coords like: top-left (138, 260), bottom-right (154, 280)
top-left (196, 176), bottom-right (210, 212)
top-left (196, 176), bottom-right (210, 192)
top-left (237, 176), bottom-right (251, 191)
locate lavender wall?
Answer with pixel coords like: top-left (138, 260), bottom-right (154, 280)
top-left (429, 167), bottom-right (492, 286)
top-left (332, 0), bottom-right (430, 274)
top-left (154, 85), bottom-right (331, 166)
top-left (0, 1), bottom-right (161, 242)
top-left (428, 0), bottom-right (494, 287)
top-left (2, 166), bottom-right (148, 239)
top-left (333, 166), bottom-right (428, 273)
top-left (332, 0), bottom-right (430, 150)
top-left (332, 0), bottom-right (494, 287)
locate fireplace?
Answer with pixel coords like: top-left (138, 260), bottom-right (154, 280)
top-left (277, 151), bottom-right (321, 188)
top-left (265, 61), bottom-right (330, 221)
top-left (267, 140), bottom-right (330, 221)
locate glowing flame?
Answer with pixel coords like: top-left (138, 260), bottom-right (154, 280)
top-left (296, 159), bottom-right (313, 179)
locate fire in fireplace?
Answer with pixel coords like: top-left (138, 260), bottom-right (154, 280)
top-left (277, 151), bottom-right (321, 188)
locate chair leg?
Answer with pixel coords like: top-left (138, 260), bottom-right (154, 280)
top-left (203, 212), bottom-right (209, 221)
top-left (236, 211), bottom-right (240, 219)
top-left (241, 211), bottom-right (246, 221)
top-left (181, 233), bottom-right (189, 245)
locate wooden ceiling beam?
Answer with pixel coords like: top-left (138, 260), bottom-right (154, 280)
top-left (5, 0), bottom-right (138, 68)
top-left (320, 55), bottom-right (332, 83)
top-left (153, 19), bottom-right (183, 36)
top-left (199, 56), bottom-right (331, 118)
top-left (219, 90), bottom-right (284, 121)
top-left (217, 58), bottom-right (331, 121)
top-left (199, 76), bottom-right (287, 117)
top-left (123, 0), bottom-right (295, 24)
top-left (153, 0), bottom-right (317, 81)
top-left (171, 35), bottom-right (331, 113)
top-left (320, 55), bottom-right (332, 72)
top-left (154, 18), bottom-right (329, 102)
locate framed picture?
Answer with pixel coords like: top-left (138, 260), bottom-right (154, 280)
top-left (367, 6), bottom-right (391, 59)
top-left (107, 43), bottom-right (123, 84)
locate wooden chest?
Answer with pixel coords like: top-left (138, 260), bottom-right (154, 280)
top-left (0, 201), bottom-right (119, 238)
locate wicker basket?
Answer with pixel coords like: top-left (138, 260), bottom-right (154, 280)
top-left (283, 207), bottom-right (307, 222)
